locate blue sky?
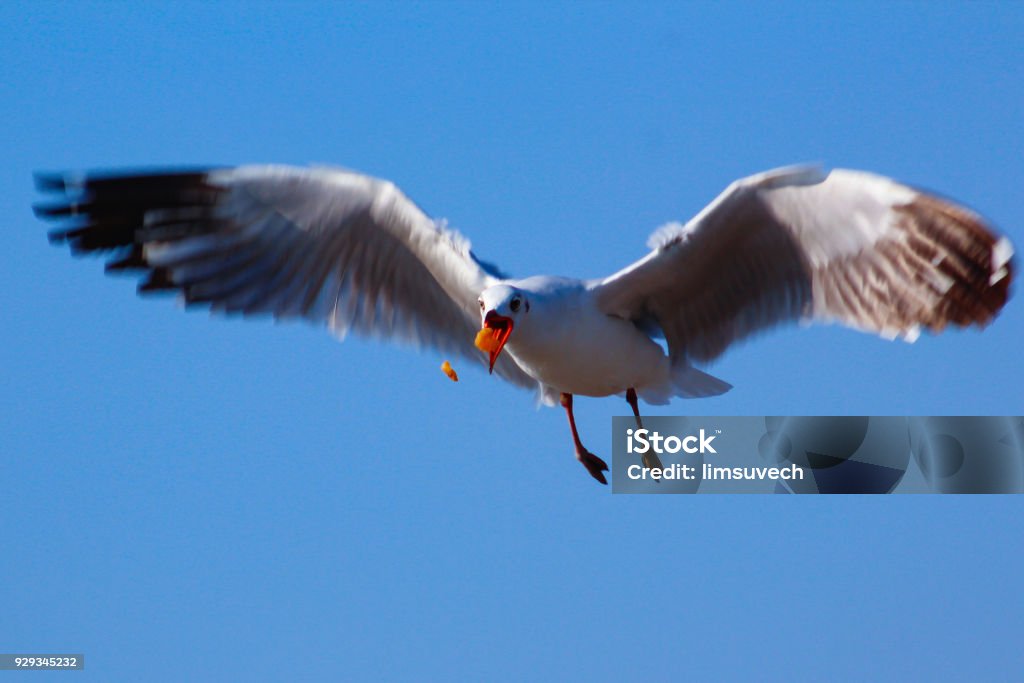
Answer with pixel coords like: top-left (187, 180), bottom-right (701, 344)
top-left (2, 2), bottom-right (1022, 680)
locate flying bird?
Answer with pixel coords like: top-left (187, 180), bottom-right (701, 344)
top-left (34, 164), bottom-right (1015, 484)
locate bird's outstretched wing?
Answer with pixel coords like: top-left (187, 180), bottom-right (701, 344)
top-left (35, 164), bottom-right (537, 389)
top-left (592, 166), bottom-right (1015, 363)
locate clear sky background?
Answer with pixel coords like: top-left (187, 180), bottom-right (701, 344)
top-left (2, 2), bottom-right (1022, 681)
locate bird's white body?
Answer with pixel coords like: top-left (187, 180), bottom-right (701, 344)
top-left (496, 279), bottom-right (669, 400)
top-left (478, 277), bottom-right (732, 405)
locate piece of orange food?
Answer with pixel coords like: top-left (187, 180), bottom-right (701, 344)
top-left (441, 360), bottom-right (459, 382)
top-left (474, 327), bottom-right (502, 353)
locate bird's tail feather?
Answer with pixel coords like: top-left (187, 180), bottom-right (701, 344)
top-left (670, 364), bottom-right (732, 399)
top-left (638, 364), bottom-right (731, 404)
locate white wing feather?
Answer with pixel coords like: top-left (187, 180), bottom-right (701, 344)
top-left (594, 166), bottom-right (1014, 363)
top-left (40, 164), bottom-right (537, 390)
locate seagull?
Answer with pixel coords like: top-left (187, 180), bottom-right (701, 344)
top-left (35, 164), bottom-right (1015, 484)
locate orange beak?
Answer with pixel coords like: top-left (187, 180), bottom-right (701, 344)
top-left (475, 311), bottom-right (514, 374)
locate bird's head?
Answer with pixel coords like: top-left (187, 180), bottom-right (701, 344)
top-left (475, 285), bottom-right (529, 373)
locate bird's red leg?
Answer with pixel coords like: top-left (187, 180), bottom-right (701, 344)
top-left (560, 392), bottom-right (608, 485)
top-left (626, 387), bottom-right (663, 475)
top-left (625, 388), bottom-right (643, 430)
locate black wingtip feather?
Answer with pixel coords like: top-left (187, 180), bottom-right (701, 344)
top-left (34, 171), bottom-right (72, 193)
top-left (37, 169), bottom-right (228, 259)
top-left (47, 228), bottom-right (73, 245)
top-left (34, 201), bottom-right (82, 219)
top-left (105, 249), bottom-right (148, 272)
top-left (138, 268), bottom-right (177, 293)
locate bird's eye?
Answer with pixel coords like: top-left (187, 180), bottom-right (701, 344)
top-left (510, 297), bottom-right (521, 313)
top-left (479, 300), bottom-right (485, 310)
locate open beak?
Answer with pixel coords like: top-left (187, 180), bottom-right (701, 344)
top-left (475, 310), bottom-right (514, 374)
